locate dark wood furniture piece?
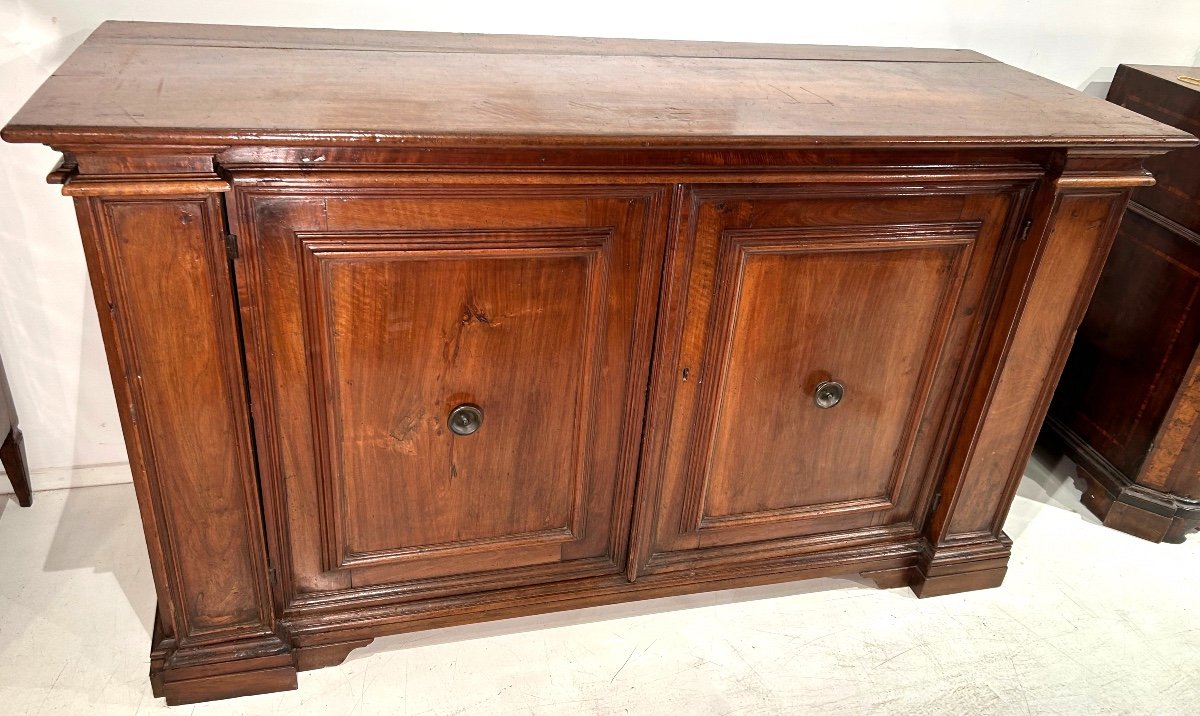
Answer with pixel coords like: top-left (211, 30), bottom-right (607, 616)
top-left (1043, 65), bottom-right (1200, 543)
top-left (3, 21), bottom-right (1192, 705)
top-left (0, 355), bottom-right (32, 506)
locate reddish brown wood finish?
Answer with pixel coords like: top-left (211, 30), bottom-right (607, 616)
top-left (1112, 65), bottom-right (1200, 235)
top-left (915, 161), bottom-right (1135, 594)
top-left (635, 182), bottom-right (1031, 573)
top-left (2, 22), bottom-right (1193, 704)
top-left (230, 184), bottom-right (666, 603)
top-left (1043, 64), bottom-right (1200, 543)
top-left (3, 22), bottom-right (1191, 151)
top-left (69, 188), bottom-right (293, 705)
top-left (0, 356), bottom-right (32, 507)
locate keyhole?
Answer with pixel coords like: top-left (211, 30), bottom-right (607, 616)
top-left (448, 404), bottom-right (483, 436)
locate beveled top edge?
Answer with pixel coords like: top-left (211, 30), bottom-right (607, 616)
top-left (3, 21), bottom-right (1196, 153)
top-left (3, 126), bottom-right (1195, 152)
top-left (87, 21), bottom-right (998, 64)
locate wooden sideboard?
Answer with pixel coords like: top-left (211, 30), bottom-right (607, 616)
top-left (1043, 64), bottom-right (1200, 543)
top-left (2, 22), bottom-right (1193, 705)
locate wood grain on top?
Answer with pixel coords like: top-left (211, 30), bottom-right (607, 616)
top-left (2, 21), bottom-right (1194, 149)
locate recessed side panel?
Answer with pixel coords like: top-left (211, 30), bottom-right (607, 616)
top-left (77, 195), bottom-right (278, 646)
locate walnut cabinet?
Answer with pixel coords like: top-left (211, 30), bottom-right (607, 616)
top-left (2, 22), bottom-right (1193, 705)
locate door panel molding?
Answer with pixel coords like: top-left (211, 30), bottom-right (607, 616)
top-left (297, 228), bottom-right (613, 570)
top-left (680, 222), bottom-right (980, 533)
top-left (636, 182), bottom-right (1034, 573)
top-left (229, 185), bottom-right (667, 610)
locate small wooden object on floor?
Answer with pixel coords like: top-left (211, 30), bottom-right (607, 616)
top-left (0, 356), bottom-right (32, 507)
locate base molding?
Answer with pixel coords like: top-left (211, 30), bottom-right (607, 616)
top-left (6, 461), bottom-right (131, 496)
top-left (149, 611), bottom-right (299, 705)
top-left (1043, 418), bottom-right (1200, 543)
top-left (1080, 467), bottom-right (1200, 544)
top-left (911, 534), bottom-right (1012, 598)
top-left (159, 664), bottom-right (298, 706)
top-left (141, 534), bottom-right (1016, 702)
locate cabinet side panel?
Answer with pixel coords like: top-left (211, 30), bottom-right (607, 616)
top-left (76, 194), bottom-right (276, 640)
top-left (946, 191), bottom-right (1127, 537)
top-left (1050, 208), bottom-right (1200, 482)
top-left (73, 195), bottom-right (178, 638)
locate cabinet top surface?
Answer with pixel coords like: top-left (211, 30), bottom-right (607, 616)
top-left (2, 21), bottom-right (1194, 151)
top-left (1123, 64), bottom-right (1200, 95)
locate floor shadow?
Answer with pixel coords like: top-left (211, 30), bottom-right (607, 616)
top-left (40, 482), bottom-right (155, 637)
top-left (1018, 442), bottom-right (1101, 524)
top-left (38, 278), bottom-right (152, 637)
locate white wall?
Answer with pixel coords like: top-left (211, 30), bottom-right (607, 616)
top-left (1, 0), bottom-right (1198, 491)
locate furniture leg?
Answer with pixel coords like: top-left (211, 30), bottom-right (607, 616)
top-left (1, 427), bottom-right (32, 507)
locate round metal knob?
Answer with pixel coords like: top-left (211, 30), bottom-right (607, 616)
top-left (814, 380), bottom-right (844, 409)
top-left (448, 404), bottom-right (483, 436)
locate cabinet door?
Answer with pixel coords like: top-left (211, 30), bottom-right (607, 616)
top-left (231, 185), bottom-right (665, 608)
top-left (639, 184), bottom-right (1029, 572)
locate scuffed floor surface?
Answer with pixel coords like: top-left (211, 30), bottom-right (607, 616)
top-left (1, 449), bottom-right (1197, 715)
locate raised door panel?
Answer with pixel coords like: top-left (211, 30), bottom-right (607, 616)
top-left (309, 231), bottom-right (607, 568)
top-left (697, 226), bottom-right (973, 528)
top-left (232, 185), bottom-right (665, 610)
top-left (641, 184), bottom-right (1030, 571)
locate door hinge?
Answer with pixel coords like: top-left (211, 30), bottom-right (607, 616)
top-left (224, 233), bottom-right (240, 260)
top-left (1017, 218), bottom-right (1034, 243)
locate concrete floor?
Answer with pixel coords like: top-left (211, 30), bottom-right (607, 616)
top-left (1, 449), bottom-right (1197, 715)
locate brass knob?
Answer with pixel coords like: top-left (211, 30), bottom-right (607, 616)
top-left (448, 404), bottom-right (483, 436)
top-left (814, 380), bottom-right (844, 409)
